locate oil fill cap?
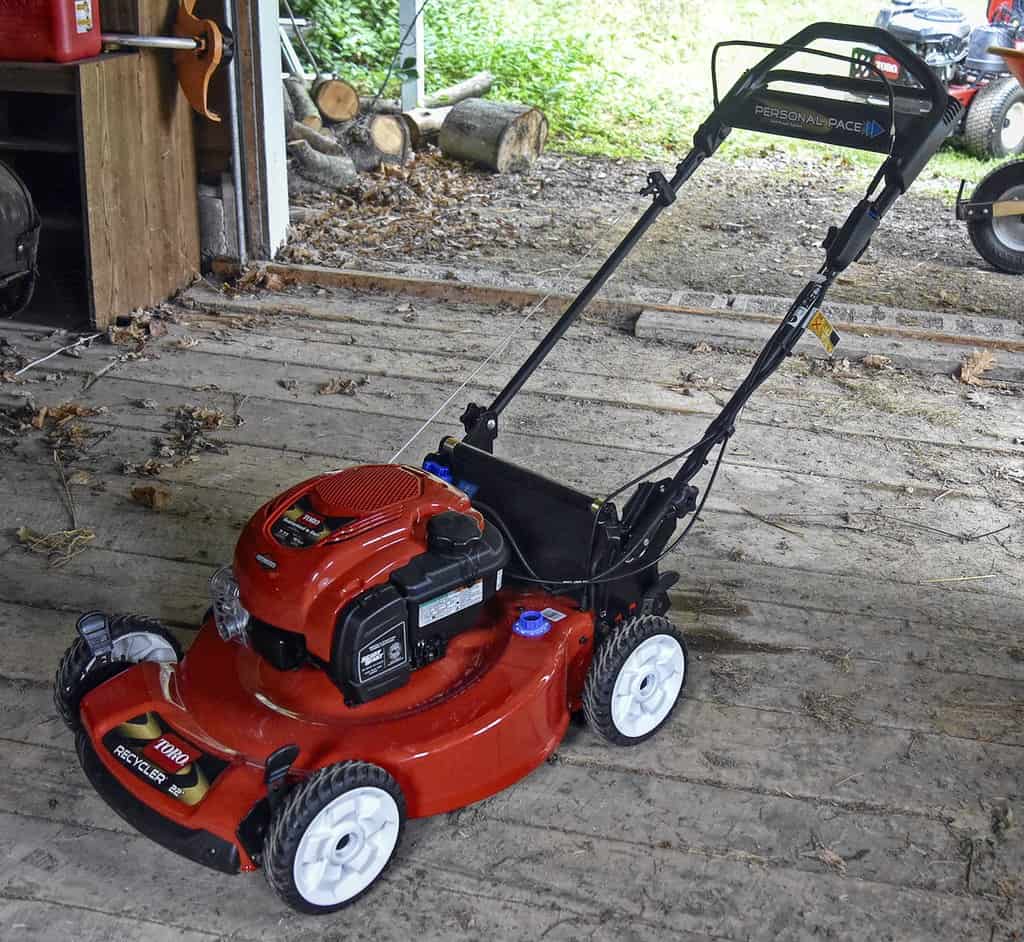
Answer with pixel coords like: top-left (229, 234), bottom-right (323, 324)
top-left (427, 510), bottom-right (482, 555)
top-left (513, 610), bottom-right (551, 637)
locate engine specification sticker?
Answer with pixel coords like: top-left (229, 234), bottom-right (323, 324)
top-left (419, 580), bottom-right (483, 627)
top-left (540, 607), bottom-right (567, 622)
top-left (357, 623), bottom-right (407, 683)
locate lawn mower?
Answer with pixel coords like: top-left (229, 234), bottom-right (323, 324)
top-left (956, 45), bottom-right (1024, 271)
top-left (55, 23), bottom-right (960, 914)
top-left (853, 0), bottom-right (1024, 157)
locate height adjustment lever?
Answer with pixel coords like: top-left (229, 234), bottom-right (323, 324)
top-left (640, 171), bottom-right (676, 207)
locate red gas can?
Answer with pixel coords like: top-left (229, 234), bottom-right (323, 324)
top-left (0, 0), bottom-right (102, 63)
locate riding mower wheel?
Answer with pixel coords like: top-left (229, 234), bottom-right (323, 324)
top-left (263, 760), bottom-right (405, 914)
top-left (54, 615), bottom-right (183, 730)
top-left (968, 159), bottom-right (1024, 274)
top-left (964, 78), bottom-right (1024, 159)
top-left (583, 615), bottom-right (688, 745)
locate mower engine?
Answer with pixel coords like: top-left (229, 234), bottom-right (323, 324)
top-left (218, 463), bottom-right (509, 704)
top-left (871, 5), bottom-right (971, 84)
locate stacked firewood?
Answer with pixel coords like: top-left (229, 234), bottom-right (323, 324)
top-left (284, 69), bottom-right (548, 195)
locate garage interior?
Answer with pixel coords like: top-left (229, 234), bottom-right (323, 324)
top-left (1, 1), bottom-right (1023, 939)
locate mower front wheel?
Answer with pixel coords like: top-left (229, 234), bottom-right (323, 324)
top-left (583, 615), bottom-right (688, 746)
top-left (54, 615), bottom-right (183, 730)
top-left (264, 760), bottom-right (405, 914)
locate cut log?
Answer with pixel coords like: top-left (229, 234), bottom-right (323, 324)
top-left (359, 96), bottom-right (402, 115)
top-left (312, 77), bottom-right (359, 123)
top-left (287, 140), bottom-right (357, 190)
top-left (425, 71), bottom-right (493, 108)
top-left (333, 115), bottom-right (410, 172)
top-left (439, 99), bottom-right (547, 173)
top-left (287, 121), bottom-right (346, 156)
top-left (283, 76), bottom-right (322, 130)
top-left (400, 106), bottom-right (452, 149)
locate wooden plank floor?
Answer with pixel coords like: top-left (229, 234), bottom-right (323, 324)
top-left (1, 280), bottom-right (1022, 941)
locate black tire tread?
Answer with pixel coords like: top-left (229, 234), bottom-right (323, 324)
top-left (53, 615), bottom-right (183, 730)
top-left (582, 614), bottom-right (687, 746)
top-left (964, 78), bottom-right (1024, 159)
top-left (967, 159), bottom-right (1024, 274)
top-left (263, 760), bottom-right (406, 914)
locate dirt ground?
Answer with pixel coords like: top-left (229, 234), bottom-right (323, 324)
top-left (283, 149), bottom-right (1022, 323)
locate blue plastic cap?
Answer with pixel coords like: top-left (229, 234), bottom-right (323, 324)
top-left (422, 459), bottom-right (454, 483)
top-left (513, 610), bottom-right (551, 638)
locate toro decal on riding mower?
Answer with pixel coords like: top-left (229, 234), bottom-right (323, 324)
top-left (56, 22), bottom-right (961, 914)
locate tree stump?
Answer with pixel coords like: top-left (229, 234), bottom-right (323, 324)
top-left (400, 106), bottom-right (452, 149)
top-left (439, 99), bottom-right (548, 173)
top-left (312, 77), bottom-right (359, 124)
top-left (334, 115), bottom-right (410, 172)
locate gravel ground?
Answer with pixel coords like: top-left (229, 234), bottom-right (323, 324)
top-left (282, 149), bottom-right (1022, 323)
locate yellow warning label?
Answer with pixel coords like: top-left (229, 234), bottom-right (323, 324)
top-left (807, 310), bottom-right (840, 355)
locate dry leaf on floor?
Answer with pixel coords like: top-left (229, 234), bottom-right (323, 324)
top-left (317, 376), bottom-right (367, 396)
top-left (130, 484), bottom-right (172, 511)
top-left (816, 847), bottom-right (847, 874)
top-left (957, 349), bottom-right (995, 386)
top-left (861, 354), bottom-right (891, 370)
top-left (30, 402), bottom-right (101, 429)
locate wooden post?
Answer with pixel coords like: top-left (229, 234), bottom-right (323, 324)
top-left (398, 0), bottom-right (424, 112)
top-left (234, 0), bottom-right (289, 259)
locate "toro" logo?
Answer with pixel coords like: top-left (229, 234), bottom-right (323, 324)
top-left (143, 733), bottom-right (199, 773)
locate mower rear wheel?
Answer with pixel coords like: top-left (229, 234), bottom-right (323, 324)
top-left (967, 159), bottom-right (1024, 275)
top-left (964, 78), bottom-right (1024, 159)
top-left (54, 615), bottom-right (183, 730)
top-left (264, 760), bottom-right (405, 914)
top-left (583, 615), bottom-right (687, 745)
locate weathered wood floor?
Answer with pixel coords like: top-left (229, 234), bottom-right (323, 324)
top-left (0, 277), bottom-right (1022, 941)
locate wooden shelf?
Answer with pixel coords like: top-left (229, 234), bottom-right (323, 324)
top-left (0, 36), bottom-right (199, 328)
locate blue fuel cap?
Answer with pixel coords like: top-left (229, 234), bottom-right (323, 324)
top-left (513, 610), bottom-right (550, 638)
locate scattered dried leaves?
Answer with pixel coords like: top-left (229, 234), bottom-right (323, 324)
top-left (157, 405), bottom-right (228, 465)
top-left (231, 266), bottom-right (290, 294)
top-left (317, 376), bottom-right (368, 396)
top-left (122, 458), bottom-right (164, 476)
top-left (30, 402), bottom-right (101, 429)
top-left (16, 525), bottom-right (95, 566)
top-left (957, 349), bottom-right (995, 386)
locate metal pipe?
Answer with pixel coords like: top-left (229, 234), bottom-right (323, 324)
top-left (223, 0), bottom-right (248, 265)
top-left (101, 33), bottom-right (200, 51)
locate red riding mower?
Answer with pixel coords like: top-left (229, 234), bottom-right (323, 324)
top-left (957, 46), bottom-right (1024, 272)
top-left (856, 0), bottom-right (1024, 158)
top-left (56, 23), bottom-right (961, 915)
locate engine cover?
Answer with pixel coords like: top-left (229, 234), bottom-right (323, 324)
top-left (232, 464), bottom-right (509, 702)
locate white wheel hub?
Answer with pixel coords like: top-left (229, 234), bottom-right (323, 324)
top-left (993, 182), bottom-right (1024, 253)
top-left (1001, 101), bottom-right (1024, 153)
top-left (611, 633), bottom-right (685, 738)
top-left (86, 631), bottom-right (178, 671)
top-left (293, 786), bottom-right (400, 906)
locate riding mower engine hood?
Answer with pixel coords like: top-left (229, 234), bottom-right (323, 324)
top-left (224, 463), bottom-right (509, 702)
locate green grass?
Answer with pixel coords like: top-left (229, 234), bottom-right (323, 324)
top-left (291, 0), bottom-right (1006, 188)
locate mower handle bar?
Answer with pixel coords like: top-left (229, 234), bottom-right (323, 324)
top-left (722, 21), bottom-right (948, 116)
top-left (460, 22), bottom-right (959, 453)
